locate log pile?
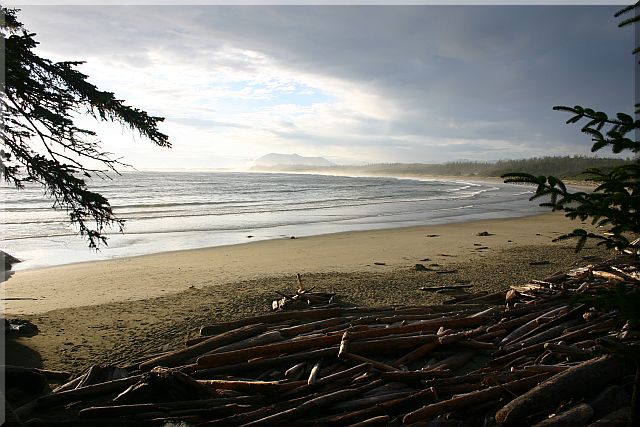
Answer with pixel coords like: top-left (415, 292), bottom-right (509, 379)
top-left (12, 255), bottom-right (640, 426)
top-left (271, 273), bottom-right (337, 310)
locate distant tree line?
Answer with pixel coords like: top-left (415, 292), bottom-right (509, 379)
top-left (251, 155), bottom-right (632, 180)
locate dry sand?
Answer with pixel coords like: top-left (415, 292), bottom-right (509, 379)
top-left (3, 212), bottom-right (611, 375)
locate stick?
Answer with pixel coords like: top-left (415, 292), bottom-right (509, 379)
top-left (420, 284), bottom-right (472, 291)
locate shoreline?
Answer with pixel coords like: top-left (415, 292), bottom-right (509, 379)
top-left (3, 211), bottom-right (613, 374)
top-left (4, 211), bottom-right (590, 315)
top-left (2, 174), bottom-right (544, 272)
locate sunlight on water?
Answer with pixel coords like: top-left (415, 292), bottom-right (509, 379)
top-left (0, 172), bottom-right (540, 270)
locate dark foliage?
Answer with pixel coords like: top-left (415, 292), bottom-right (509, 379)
top-left (1, 8), bottom-right (170, 248)
top-left (503, 3), bottom-right (639, 253)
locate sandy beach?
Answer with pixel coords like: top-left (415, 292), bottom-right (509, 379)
top-left (3, 212), bottom-right (611, 375)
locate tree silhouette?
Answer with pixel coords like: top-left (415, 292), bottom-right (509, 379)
top-left (1, 8), bottom-right (170, 248)
top-left (503, 3), bottom-right (639, 253)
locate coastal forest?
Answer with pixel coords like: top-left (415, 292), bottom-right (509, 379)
top-left (252, 155), bottom-right (632, 180)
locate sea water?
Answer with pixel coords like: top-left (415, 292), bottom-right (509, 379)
top-left (0, 171), bottom-right (544, 270)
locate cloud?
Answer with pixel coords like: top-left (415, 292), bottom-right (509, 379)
top-left (15, 5), bottom-right (635, 167)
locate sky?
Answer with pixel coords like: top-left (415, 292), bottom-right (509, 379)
top-left (13, 3), bottom-right (636, 169)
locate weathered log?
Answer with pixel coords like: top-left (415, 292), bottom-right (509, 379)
top-left (585, 407), bottom-right (630, 426)
top-left (35, 375), bottom-right (142, 409)
top-left (393, 341), bottom-right (440, 367)
top-left (592, 270), bottom-right (627, 282)
top-left (402, 372), bottom-right (550, 423)
top-left (140, 323), bottom-right (269, 370)
top-left (490, 342), bottom-right (546, 367)
top-left (530, 403), bottom-right (594, 426)
top-left (543, 342), bottom-right (592, 359)
top-left (284, 362), bottom-right (307, 381)
top-left (347, 315), bottom-right (491, 341)
top-left (498, 301), bottom-right (565, 320)
top-left (241, 379), bottom-right (384, 426)
top-left (512, 304), bottom-right (587, 345)
top-left (71, 364), bottom-right (129, 389)
top-left (474, 329), bottom-right (508, 342)
top-left (195, 330), bottom-right (286, 362)
top-left (196, 334), bottom-right (343, 368)
top-left (341, 353), bottom-right (400, 372)
top-left (3, 366), bottom-right (71, 382)
top-left (350, 334), bottom-right (438, 355)
top-left (523, 364), bottom-right (570, 373)
top-left (502, 323), bottom-right (577, 353)
top-left (345, 415), bottom-right (391, 427)
top-left (368, 311), bottom-right (471, 325)
top-left (52, 375), bottom-right (84, 393)
top-left (278, 363), bottom-right (372, 401)
top-left (322, 388), bottom-right (436, 425)
top-left (329, 391), bottom-right (411, 413)
top-left (426, 350), bottom-right (476, 371)
top-left (495, 356), bottom-right (627, 424)
top-left (279, 317), bottom-right (351, 338)
top-left (491, 319), bottom-right (614, 367)
top-left (198, 379), bottom-right (306, 394)
top-left (114, 368), bottom-right (218, 404)
top-left (486, 311), bottom-right (540, 333)
top-left (307, 360), bottom-right (322, 385)
top-left (78, 397), bottom-right (257, 418)
top-left (199, 307), bottom-right (349, 336)
top-left (500, 305), bottom-right (567, 346)
top-left (198, 406), bottom-right (275, 426)
top-left (190, 347), bottom-right (338, 378)
top-left (307, 362), bottom-right (365, 385)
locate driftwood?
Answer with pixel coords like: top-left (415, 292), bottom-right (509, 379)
top-left (35, 375), bottom-right (142, 409)
top-left (242, 380), bottom-right (384, 426)
top-left (140, 323), bottom-right (268, 370)
top-left (495, 356), bottom-right (627, 424)
top-left (420, 284), bottom-right (472, 291)
top-left (15, 255), bottom-right (640, 426)
top-left (403, 372), bottom-right (550, 423)
top-left (531, 403), bottom-right (594, 426)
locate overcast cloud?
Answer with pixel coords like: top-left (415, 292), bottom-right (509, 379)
top-left (15, 5), bottom-right (635, 168)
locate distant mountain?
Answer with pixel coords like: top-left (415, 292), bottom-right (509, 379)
top-left (254, 153), bottom-right (334, 167)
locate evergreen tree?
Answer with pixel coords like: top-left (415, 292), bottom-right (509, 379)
top-left (503, 3), bottom-right (640, 253)
top-left (1, 8), bottom-right (170, 248)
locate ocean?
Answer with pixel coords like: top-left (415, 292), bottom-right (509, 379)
top-left (1, 171), bottom-right (544, 270)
